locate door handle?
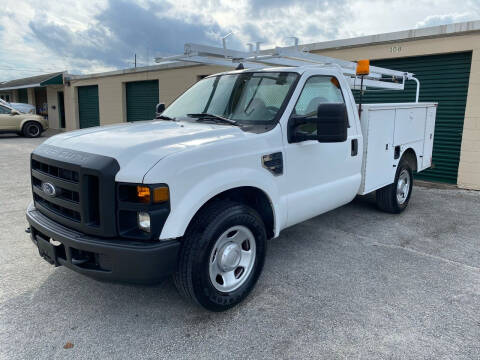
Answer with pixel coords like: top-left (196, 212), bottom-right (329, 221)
top-left (351, 139), bottom-right (358, 156)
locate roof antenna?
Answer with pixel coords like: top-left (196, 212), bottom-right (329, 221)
top-left (236, 63), bottom-right (244, 70)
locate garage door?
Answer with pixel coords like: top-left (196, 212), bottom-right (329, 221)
top-left (126, 80), bottom-right (159, 122)
top-left (354, 52), bottom-right (472, 184)
top-left (78, 85), bottom-right (100, 129)
top-left (18, 89), bottom-right (28, 103)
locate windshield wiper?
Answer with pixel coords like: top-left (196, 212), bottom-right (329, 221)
top-left (187, 113), bottom-right (239, 126)
top-left (156, 114), bottom-right (175, 121)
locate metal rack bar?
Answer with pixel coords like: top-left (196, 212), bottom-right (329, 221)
top-left (156, 42), bottom-right (420, 99)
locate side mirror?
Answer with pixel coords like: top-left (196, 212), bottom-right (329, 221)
top-left (155, 103), bottom-right (165, 117)
top-left (288, 103), bottom-right (348, 143)
top-left (10, 109), bottom-right (20, 116)
top-left (316, 103), bottom-right (348, 143)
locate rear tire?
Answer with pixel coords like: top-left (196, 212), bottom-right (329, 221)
top-left (173, 200), bottom-right (267, 311)
top-left (376, 158), bottom-right (413, 214)
top-left (22, 122), bottom-right (42, 138)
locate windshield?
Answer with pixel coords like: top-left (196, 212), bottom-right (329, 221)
top-left (9, 103), bottom-right (31, 114)
top-left (162, 72), bottom-right (299, 125)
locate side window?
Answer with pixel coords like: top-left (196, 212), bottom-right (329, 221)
top-left (292, 75), bottom-right (345, 135)
top-left (0, 106), bottom-right (10, 114)
top-left (294, 76), bottom-right (344, 116)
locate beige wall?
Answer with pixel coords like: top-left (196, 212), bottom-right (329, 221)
top-left (27, 88), bottom-right (35, 106)
top-left (46, 85), bottom-right (64, 129)
top-left (457, 49), bottom-right (480, 190)
top-left (312, 33), bottom-right (480, 190)
top-left (64, 64), bottom-right (228, 131)
top-left (311, 33), bottom-right (480, 61)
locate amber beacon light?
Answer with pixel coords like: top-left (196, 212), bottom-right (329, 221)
top-left (356, 59), bottom-right (370, 76)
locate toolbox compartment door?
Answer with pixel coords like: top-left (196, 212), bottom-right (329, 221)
top-left (421, 106), bottom-right (437, 170)
top-left (360, 108), bottom-right (395, 194)
top-left (393, 107), bottom-right (426, 146)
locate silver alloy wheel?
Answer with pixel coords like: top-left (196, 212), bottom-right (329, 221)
top-left (28, 124), bottom-right (40, 137)
top-left (209, 225), bottom-right (256, 293)
top-left (396, 169), bottom-right (411, 205)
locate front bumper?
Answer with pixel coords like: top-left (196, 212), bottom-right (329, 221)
top-left (26, 203), bottom-right (180, 284)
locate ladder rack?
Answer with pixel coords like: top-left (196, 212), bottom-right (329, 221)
top-left (156, 43), bottom-right (421, 101)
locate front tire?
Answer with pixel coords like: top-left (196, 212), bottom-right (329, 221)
top-left (173, 200), bottom-right (267, 311)
top-left (22, 122), bottom-right (42, 138)
top-left (376, 158), bottom-right (413, 213)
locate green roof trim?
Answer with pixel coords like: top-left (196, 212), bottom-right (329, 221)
top-left (40, 74), bottom-right (64, 86)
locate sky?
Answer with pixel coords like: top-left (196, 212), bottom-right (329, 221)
top-left (0, 0), bottom-right (479, 81)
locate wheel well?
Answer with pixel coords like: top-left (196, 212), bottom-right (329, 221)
top-left (22, 120), bottom-right (41, 132)
top-left (401, 148), bottom-right (418, 171)
top-left (189, 187), bottom-right (275, 239)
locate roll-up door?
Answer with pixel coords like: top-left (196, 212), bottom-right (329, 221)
top-left (126, 80), bottom-right (159, 122)
top-left (78, 85), bottom-right (100, 129)
top-left (354, 52), bottom-right (472, 184)
top-left (18, 89), bottom-right (28, 103)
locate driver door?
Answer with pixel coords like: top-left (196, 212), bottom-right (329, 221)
top-left (0, 105), bottom-right (17, 130)
top-left (283, 74), bottom-right (362, 227)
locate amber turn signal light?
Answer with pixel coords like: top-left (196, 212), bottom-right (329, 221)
top-left (136, 185), bottom-right (169, 203)
top-left (152, 187), bottom-right (169, 203)
top-left (136, 186), bottom-right (151, 203)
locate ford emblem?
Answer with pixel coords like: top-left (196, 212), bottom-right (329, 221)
top-left (41, 182), bottom-right (57, 197)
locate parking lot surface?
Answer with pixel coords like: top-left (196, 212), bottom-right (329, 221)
top-left (1, 132), bottom-right (479, 359)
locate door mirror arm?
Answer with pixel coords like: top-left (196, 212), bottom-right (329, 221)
top-left (288, 116), bottom-right (318, 143)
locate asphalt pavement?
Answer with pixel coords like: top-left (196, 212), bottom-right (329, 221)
top-left (1, 132), bottom-right (479, 359)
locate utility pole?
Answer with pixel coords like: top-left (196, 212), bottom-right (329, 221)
top-left (134, 53), bottom-right (137, 68)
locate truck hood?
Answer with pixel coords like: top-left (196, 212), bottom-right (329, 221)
top-left (42, 120), bottom-right (246, 182)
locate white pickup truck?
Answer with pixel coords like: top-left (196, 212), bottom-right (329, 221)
top-left (26, 44), bottom-right (436, 311)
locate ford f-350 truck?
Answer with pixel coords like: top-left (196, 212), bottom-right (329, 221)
top-left (26, 44), bottom-right (436, 311)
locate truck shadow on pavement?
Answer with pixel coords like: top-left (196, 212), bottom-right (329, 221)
top-left (0, 134), bottom-right (24, 139)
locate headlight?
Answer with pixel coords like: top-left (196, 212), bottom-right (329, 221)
top-left (137, 212), bottom-right (151, 233)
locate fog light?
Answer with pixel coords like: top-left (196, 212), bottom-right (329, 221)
top-left (137, 212), bottom-right (151, 233)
